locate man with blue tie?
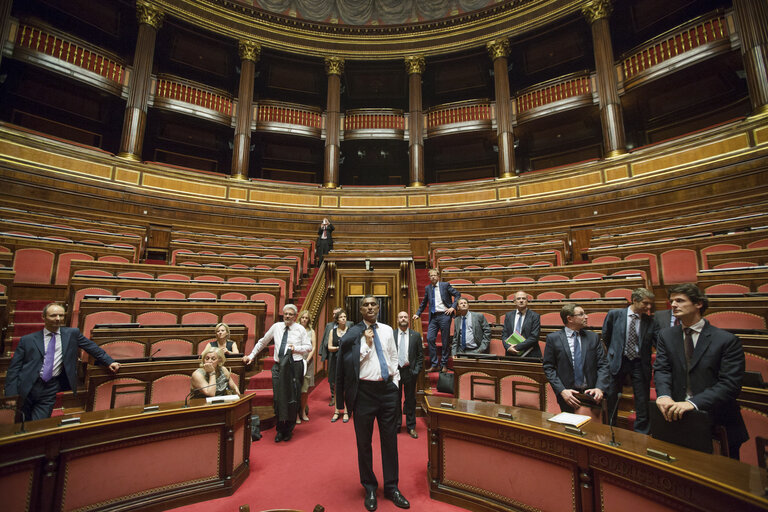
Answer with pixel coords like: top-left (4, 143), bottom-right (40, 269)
top-left (5, 303), bottom-right (120, 421)
top-left (451, 298), bottom-right (491, 356)
top-left (501, 291), bottom-right (542, 358)
top-left (543, 303), bottom-right (610, 413)
top-left (413, 269), bottom-right (461, 373)
top-left (602, 287), bottom-right (655, 433)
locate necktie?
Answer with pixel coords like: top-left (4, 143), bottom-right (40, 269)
top-left (42, 332), bottom-right (56, 382)
top-left (461, 316), bottom-right (467, 350)
top-left (371, 324), bottom-right (389, 380)
top-left (673, 317), bottom-right (680, 327)
top-left (278, 326), bottom-right (289, 358)
top-left (399, 331), bottom-right (407, 367)
top-left (514, 312), bottom-right (523, 334)
top-left (684, 327), bottom-right (694, 396)
top-left (625, 314), bottom-right (639, 359)
top-left (429, 286), bottom-right (436, 314)
top-left (572, 332), bottom-right (584, 388)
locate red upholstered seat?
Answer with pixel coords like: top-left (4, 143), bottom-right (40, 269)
top-left (570, 290), bottom-right (600, 299)
top-left (155, 290), bottom-right (185, 299)
top-left (574, 272), bottom-right (604, 279)
top-left (745, 353), bottom-right (768, 382)
top-left (704, 283), bottom-right (750, 294)
top-left (713, 261), bottom-right (757, 269)
top-left (700, 243), bottom-right (741, 269)
top-left (625, 253), bottom-right (659, 285)
top-left (14, 248), bottom-right (55, 284)
top-left (55, 252), bottom-right (94, 285)
top-left (539, 274), bottom-right (568, 281)
top-left (101, 341), bottom-right (145, 360)
top-left (223, 312), bottom-right (257, 355)
top-left (739, 407), bottom-right (768, 467)
top-left (505, 276), bottom-right (535, 283)
top-left (537, 291), bottom-right (565, 300)
top-left (82, 311), bottom-right (132, 337)
top-left (587, 311), bottom-right (606, 327)
top-left (221, 292), bottom-right (248, 300)
top-left (91, 377), bottom-right (144, 411)
top-left (748, 239), bottom-right (768, 248)
top-left (151, 374), bottom-right (192, 403)
top-left (158, 273), bottom-right (191, 281)
top-left (118, 271), bottom-right (153, 279)
top-left (228, 276), bottom-right (256, 283)
top-left (74, 269), bottom-right (113, 277)
top-left (189, 291), bottom-right (217, 299)
top-left (250, 292), bottom-right (276, 327)
top-left (499, 375), bottom-right (544, 411)
top-left (118, 289), bottom-right (152, 298)
top-left (705, 311), bottom-right (766, 330)
top-left (489, 338), bottom-right (506, 356)
top-left (481, 312), bottom-right (496, 323)
top-left (458, 371), bottom-right (495, 401)
top-left (136, 311), bottom-right (177, 326)
top-left (660, 248), bottom-right (699, 284)
top-left (260, 277), bottom-right (287, 309)
top-left (98, 255), bottom-right (130, 263)
top-left (449, 279), bottom-right (472, 284)
top-left (540, 312), bottom-right (561, 326)
top-left (181, 311), bottom-right (219, 325)
top-left (152, 338), bottom-right (194, 356)
top-left (477, 293), bottom-right (503, 301)
top-left (592, 256), bottom-right (621, 263)
top-left (477, 277), bottom-right (503, 284)
top-left (193, 275), bottom-right (225, 282)
top-left (605, 288), bottom-right (632, 301)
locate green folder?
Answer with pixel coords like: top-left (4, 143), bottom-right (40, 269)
top-left (505, 332), bottom-right (525, 345)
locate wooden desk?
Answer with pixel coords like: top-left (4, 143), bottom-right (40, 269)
top-left (706, 247), bottom-right (768, 268)
top-left (425, 396), bottom-right (768, 512)
top-left (441, 259), bottom-right (651, 283)
top-left (452, 275), bottom-right (646, 300)
top-left (0, 395), bottom-right (254, 512)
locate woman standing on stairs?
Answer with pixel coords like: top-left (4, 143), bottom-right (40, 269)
top-left (297, 310), bottom-right (317, 424)
top-left (328, 310), bottom-right (350, 423)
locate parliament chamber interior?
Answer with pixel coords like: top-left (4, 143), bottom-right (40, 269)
top-left (1, 0), bottom-right (768, 511)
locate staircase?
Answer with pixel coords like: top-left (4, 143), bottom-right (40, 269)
top-left (7, 299), bottom-right (49, 353)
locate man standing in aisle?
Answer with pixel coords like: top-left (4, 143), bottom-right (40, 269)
top-left (394, 311), bottom-right (423, 439)
top-left (413, 269), bottom-right (461, 373)
top-left (338, 296), bottom-right (410, 511)
top-left (243, 303), bottom-right (311, 443)
top-left (501, 291), bottom-right (542, 358)
top-left (602, 287), bottom-right (655, 433)
top-left (5, 303), bottom-right (120, 420)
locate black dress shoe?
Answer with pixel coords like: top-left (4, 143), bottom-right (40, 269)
top-left (364, 490), bottom-right (377, 511)
top-left (274, 432), bottom-right (283, 443)
top-left (408, 429), bottom-right (419, 439)
top-left (283, 431), bottom-right (292, 442)
top-left (384, 489), bottom-right (410, 509)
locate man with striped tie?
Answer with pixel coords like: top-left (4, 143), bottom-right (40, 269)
top-left (501, 291), bottom-right (542, 358)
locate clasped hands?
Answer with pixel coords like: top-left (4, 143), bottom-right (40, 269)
top-left (656, 396), bottom-right (694, 421)
top-left (560, 388), bottom-right (603, 409)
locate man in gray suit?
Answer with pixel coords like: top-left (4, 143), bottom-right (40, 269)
top-left (5, 303), bottom-right (120, 420)
top-left (452, 297), bottom-right (491, 356)
top-left (394, 311), bottom-right (424, 439)
top-left (602, 287), bottom-right (655, 433)
top-left (543, 303), bottom-right (610, 413)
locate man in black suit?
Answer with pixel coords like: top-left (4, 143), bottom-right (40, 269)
top-left (413, 269), bottom-right (461, 373)
top-left (394, 311), bottom-right (424, 439)
top-left (337, 296), bottom-right (410, 511)
top-left (654, 283), bottom-right (748, 460)
top-left (5, 303), bottom-right (120, 420)
top-left (602, 287), bottom-right (655, 433)
top-left (501, 291), bottom-right (542, 358)
top-left (543, 303), bottom-right (610, 413)
top-left (451, 298), bottom-right (491, 355)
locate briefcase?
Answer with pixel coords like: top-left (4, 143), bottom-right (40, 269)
top-left (437, 371), bottom-right (455, 395)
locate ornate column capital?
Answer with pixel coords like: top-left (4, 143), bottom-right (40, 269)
top-left (486, 39), bottom-right (510, 60)
top-left (238, 40), bottom-right (261, 62)
top-left (404, 55), bottom-right (426, 75)
top-left (324, 56), bottom-right (345, 76)
top-left (136, 1), bottom-right (164, 29)
top-left (582, 0), bottom-right (613, 24)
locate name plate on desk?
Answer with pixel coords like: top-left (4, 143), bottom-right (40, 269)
top-left (60, 417), bottom-right (81, 426)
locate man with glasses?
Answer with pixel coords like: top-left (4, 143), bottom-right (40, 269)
top-left (543, 303), bottom-right (610, 413)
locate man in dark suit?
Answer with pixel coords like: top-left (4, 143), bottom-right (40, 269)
top-left (394, 311), bottom-right (423, 439)
top-left (338, 296), bottom-right (410, 511)
top-left (654, 283), bottom-right (748, 460)
top-left (543, 303), bottom-right (610, 413)
top-left (451, 298), bottom-right (490, 355)
top-left (652, 307), bottom-right (677, 345)
top-left (316, 217), bottom-right (334, 265)
top-left (413, 269), bottom-right (461, 373)
top-left (501, 291), bottom-right (542, 358)
top-left (5, 303), bottom-right (120, 420)
top-left (602, 287), bottom-right (655, 433)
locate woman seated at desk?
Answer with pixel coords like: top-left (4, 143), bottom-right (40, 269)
top-left (208, 323), bottom-right (239, 355)
top-left (190, 346), bottom-right (240, 398)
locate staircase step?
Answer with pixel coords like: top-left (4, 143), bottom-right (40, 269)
top-left (248, 369), bottom-right (273, 389)
top-left (248, 388), bottom-right (274, 407)
top-left (10, 323), bottom-right (43, 337)
top-left (10, 311), bottom-right (43, 323)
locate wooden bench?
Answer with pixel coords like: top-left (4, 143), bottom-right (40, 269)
top-left (451, 275), bottom-right (647, 302)
top-left (441, 259), bottom-right (651, 283)
top-left (433, 239), bottom-right (566, 266)
top-left (170, 240), bottom-right (308, 275)
top-left (706, 247), bottom-right (768, 269)
top-left (172, 251), bottom-right (302, 285)
top-left (697, 267), bottom-right (768, 294)
top-left (436, 251), bottom-right (560, 270)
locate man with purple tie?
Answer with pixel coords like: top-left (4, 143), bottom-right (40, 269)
top-left (5, 303), bottom-right (120, 420)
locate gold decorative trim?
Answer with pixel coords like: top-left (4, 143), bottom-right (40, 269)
top-left (486, 38), bottom-right (510, 60)
top-left (238, 40), bottom-right (261, 62)
top-left (605, 149), bottom-right (626, 158)
top-left (325, 56), bottom-right (345, 76)
top-left (136, 1), bottom-right (165, 29)
top-left (323, 182), bottom-right (338, 188)
top-left (582, 0), bottom-right (612, 24)
top-left (404, 55), bottom-right (426, 75)
top-left (117, 152), bottom-right (142, 162)
top-left (409, 181), bottom-right (425, 187)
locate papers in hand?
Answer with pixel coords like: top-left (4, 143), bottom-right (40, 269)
top-left (505, 332), bottom-right (525, 345)
top-left (548, 412), bottom-right (591, 428)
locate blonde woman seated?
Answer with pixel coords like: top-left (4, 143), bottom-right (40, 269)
top-left (208, 323), bottom-right (239, 355)
top-left (190, 346), bottom-right (240, 399)
top-left (297, 309), bottom-right (317, 423)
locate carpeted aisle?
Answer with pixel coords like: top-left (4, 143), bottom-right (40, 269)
top-left (168, 385), bottom-right (467, 512)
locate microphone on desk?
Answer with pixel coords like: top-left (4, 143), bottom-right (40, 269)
top-left (148, 347), bottom-right (161, 361)
top-left (184, 383), bottom-right (218, 408)
top-left (609, 392), bottom-right (622, 447)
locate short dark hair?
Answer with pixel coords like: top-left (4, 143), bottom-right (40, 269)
top-left (560, 303), bottom-right (579, 325)
top-left (333, 309), bottom-right (347, 322)
top-left (668, 283), bottom-right (709, 314)
top-left (631, 287), bottom-right (655, 303)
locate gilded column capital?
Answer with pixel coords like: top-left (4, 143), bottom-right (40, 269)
top-left (582, 0), bottom-right (613, 24)
top-left (238, 40), bottom-right (261, 62)
top-left (486, 39), bottom-right (510, 60)
top-left (325, 56), bottom-right (345, 76)
top-left (404, 55), bottom-right (426, 75)
top-left (136, 1), bottom-right (164, 29)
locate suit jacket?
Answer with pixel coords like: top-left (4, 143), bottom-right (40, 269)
top-left (452, 312), bottom-right (490, 355)
top-left (653, 320), bottom-right (749, 447)
top-left (317, 223), bottom-right (334, 249)
top-left (395, 328), bottom-right (424, 377)
top-left (501, 309), bottom-right (542, 358)
top-left (602, 307), bottom-right (654, 382)
top-left (415, 281), bottom-right (461, 319)
top-left (5, 327), bottom-right (115, 402)
top-left (336, 321), bottom-right (369, 412)
top-left (652, 309), bottom-right (674, 346)
top-left (543, 328), bottom-right (610, 397)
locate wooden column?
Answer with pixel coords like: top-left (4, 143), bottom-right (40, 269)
top-left (323, 57), bottom-right (344, 189)
top-left (117, 1), bottom-right (163, 161)
top-left (405, 56), bottom-right (426, 187)
top-left (0, 0), bottom-right (12, 69)
top-left (231, 40), bottom-right (260, 180)
top-left (487, 39), bottom-right (515, 179)
top-left (733, 0), bottom-right (768, 115)
top-left (583, 0), bottom-right (626, 158)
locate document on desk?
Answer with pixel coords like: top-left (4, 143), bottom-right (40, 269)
top-left (548, 412), bottom-right (591, 427)
top-left (206, 394), bottom-right (240, 403)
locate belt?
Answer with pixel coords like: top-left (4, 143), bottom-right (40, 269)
top-left (361, 376), bottom-right (394, 384)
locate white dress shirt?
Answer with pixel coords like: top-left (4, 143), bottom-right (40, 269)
top-left (248, 322), bottom-right (311, 363)
top-left (434, 283), bottom-right (446, 313)
top-left (359, 321), bottom-right (400, 386)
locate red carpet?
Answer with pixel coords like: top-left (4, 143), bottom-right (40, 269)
top-left (168, 384), bottom-right (467, 512)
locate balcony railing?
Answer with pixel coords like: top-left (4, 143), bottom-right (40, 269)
top-left (516, 74), bottom-right (592, 115)
top-left (426, 100), bottom-right (492, 137)
top-left (256, 101), bottom-right (323, 138)
top-left (343, 109), bottom-right (405, 140)
top-left (154, 77), bottom-right (233, 117)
